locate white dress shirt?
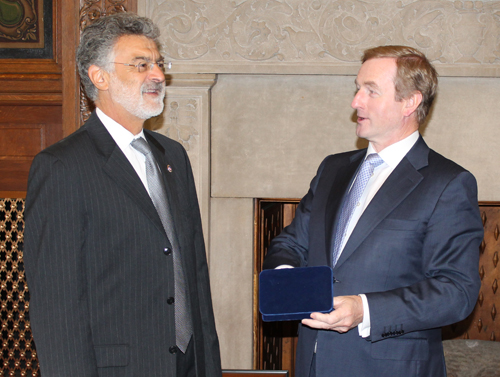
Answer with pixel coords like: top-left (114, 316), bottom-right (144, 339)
top-left (96, 108), bottom-right (150, 194)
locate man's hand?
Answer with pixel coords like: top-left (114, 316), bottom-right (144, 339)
top-left (301, 295), bottom-right (364, 333)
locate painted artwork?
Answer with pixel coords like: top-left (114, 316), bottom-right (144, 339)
top-left (0, 0), bottom-right (44, 49)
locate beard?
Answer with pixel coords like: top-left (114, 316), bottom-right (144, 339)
top-left (109, 74), bottom-right (165, 120)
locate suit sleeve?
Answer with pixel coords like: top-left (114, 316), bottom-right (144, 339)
top-left (367, 170), bottom-right (483, 341)
top-left (24, 152), bottom-right (99, 376)
top-left (263, 158), bottom-right (328, 270)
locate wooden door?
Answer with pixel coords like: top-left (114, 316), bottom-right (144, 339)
top-left (253, 199), bottom-right (300, 377)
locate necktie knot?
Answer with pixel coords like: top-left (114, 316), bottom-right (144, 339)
top-left (131, 137), bottom-right (152, 156)
top-left (365, 153), bottom-right (384, 169)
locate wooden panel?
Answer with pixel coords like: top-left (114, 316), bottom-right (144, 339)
top-left (0, 61), bottom-right (62, 75)
top-left (0, 0), bottom-right (66, 196)
top-left (0, 106), bottom-right (62, 195)
top-left (0, 127), bottom-right (44, 156)
top-left (0, 74), bottom-right (62, 93)
top-left (254, 199), bottom-right (300, 377)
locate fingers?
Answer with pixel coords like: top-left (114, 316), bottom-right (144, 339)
top-left (301, 295), bottom-right (364, 333)
top-left (301, 312), bottom-right (351, 332)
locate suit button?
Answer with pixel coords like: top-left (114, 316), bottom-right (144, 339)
top-left (163, 247), bottom-right (172, 255)
top-left (169, 346), bottom-right (178, 354)
top-left (167, 297), bottom-right (175, 305)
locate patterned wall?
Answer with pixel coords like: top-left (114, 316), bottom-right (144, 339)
top-left (140, 0), bottom-right (500, 76)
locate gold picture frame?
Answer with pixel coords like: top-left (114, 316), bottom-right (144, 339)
top-left (0, 0), bottom-right (44, 49)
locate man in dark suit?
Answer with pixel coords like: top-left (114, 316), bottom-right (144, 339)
top-left (24, 13), bottom-right (221, 377)
top-left (264, 46), bottom-right (483, 376)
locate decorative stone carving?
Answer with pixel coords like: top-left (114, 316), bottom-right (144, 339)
top-left (146, 97), bottom-right (200, 152)
top-left (142, 0), bottom-right (500, 75)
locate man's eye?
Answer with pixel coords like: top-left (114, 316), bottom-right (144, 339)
top-left (137, 62), bottom-right (148, 70)
top-left (157, 61), bottom-right (165, 69)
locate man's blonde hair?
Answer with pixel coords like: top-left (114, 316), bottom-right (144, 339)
top-left (362, 45), bottom-right (438, 126)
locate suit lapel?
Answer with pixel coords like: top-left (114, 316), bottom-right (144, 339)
top-left (85, 112), bottom-right (166, 237)
top-left (334, 137), bottom-right (429, 269)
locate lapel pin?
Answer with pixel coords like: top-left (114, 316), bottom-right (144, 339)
top-left (167, 165), bottom-right (173, 173)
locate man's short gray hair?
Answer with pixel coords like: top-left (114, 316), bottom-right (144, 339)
top-left (77, 13), bottom-right (160, 101)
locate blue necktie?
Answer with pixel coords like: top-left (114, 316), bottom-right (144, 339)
top-left (332, 153), bottom-right (384, 266)
top-left (131, 137), bottom-right (193, 353)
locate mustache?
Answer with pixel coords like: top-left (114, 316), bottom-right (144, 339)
top-left (141, 81), bottom-right (165, 93)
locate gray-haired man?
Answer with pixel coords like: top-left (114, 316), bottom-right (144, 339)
top-left (24, 13), bottom-right (221, 377)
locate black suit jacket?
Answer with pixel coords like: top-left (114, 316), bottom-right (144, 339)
top-left (24, 112), bottom-right (221, 376)
top-left (264, 136), bottom-right (483, 377)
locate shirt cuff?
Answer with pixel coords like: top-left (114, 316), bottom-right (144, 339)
top-left (357, 294), bottom-right (371, 338)
top-left (275, 265), bottom-right (294, 269)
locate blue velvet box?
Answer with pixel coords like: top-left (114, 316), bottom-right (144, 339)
top-left (259, 266), bottom-right (334, 322)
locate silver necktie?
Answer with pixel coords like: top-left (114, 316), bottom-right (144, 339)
top-left (131, 137), bottom-right (193, 353)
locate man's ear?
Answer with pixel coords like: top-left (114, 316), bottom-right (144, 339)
top-left (88, 65), bottom-right (109, 91)
top-left (403, 91), bottom-right (423, 117)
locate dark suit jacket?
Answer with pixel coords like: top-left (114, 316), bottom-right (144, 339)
top-left (264, 136), bottom-right (483, 377)
top-left (24, 112), bottom-right (221, 377)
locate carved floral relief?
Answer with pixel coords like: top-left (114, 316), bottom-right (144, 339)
top-left (147, 96), bottom-right (200, 152)
top-left (142, 0), bottom-right (500, 66)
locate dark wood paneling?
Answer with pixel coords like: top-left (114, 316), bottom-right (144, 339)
top-left (254, 199), bottom-right (299, 377)
top-left (0, 106), bottom-right (62, 195)
top-left (0, 74), bottom-right (62, 93)
top-left (0, 0), bottom-right (63, 197)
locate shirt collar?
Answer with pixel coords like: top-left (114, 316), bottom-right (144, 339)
top-left (96, 107), bottom-right (146, 150)
top-left (367, 131), bottom-right (419, 168)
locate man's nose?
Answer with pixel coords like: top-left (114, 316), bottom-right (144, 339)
top-left (351, 91), bottom-right (363, 109)
top-left (149, 64), bottom-right (165, 82)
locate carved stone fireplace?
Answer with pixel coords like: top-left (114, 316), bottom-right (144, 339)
top-left (138, 0), bottom-right (500, 369)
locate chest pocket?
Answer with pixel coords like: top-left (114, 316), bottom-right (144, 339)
top-left (376, 218), bottom-right (421, 231)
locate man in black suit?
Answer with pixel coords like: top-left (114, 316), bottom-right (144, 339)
top-left (264, 46), bottom-right (483, 376)
top-left (24, 13), bottom-right (221, 377)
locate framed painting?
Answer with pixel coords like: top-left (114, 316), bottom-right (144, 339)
top-left (0, 0), bottom-right (52, 58)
